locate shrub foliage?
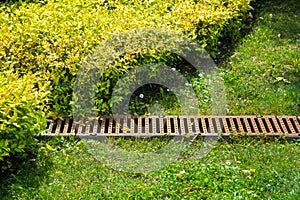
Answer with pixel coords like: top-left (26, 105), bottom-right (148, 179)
top-left (0, 0), bottom-right (253, 118)
top-left (0, 71), bottom-right (49, 163)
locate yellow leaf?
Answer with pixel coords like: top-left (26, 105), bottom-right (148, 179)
top-left (175, 170), bottom-right (186, 177)
top-left (122, 127), bottom-right (130, 131)
top-left (46, 143), bottom-right (53, 151)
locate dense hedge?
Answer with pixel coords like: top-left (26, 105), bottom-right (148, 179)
top-left (0, 0), bottom-right (253, 118)
top-left (0, 71), bottom-right (49, 163)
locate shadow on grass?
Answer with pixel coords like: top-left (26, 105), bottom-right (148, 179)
top-left (0, 138), bottom-right (54, 199)
top-left (256, 0), bottom-right (300, 39)
top-left (218, 0), bottom-right (300, 62)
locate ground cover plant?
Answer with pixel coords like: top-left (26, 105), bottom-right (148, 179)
top-left (0, 0), bottom-right (299, 199)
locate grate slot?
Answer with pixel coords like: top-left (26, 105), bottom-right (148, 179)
top-left (153, 118), bottom-right (158, 134)
top-left (261, 118), bottom-right (270, 133)
top-left (211, 118), bottom-right (217, 133)
top-left (70, 118), bottom-right (77, 134)
top-left (246, 118), bottom-right (255, 133)
top-left (222, 118), bottom-right (230, 134)
top-left (112, 119), bottom-right (116, 133)
top-left (170, 117), bottom-right (175, 133)
top-left (100, 117), bottom-right (106, 134)
top-left (190, 118), bottom-right (196, 133)
top-left (283, 118), bottom-right (292, 134)
top-left (103, 118), bottom-right (108, 133)
top-left (204, 118), bottom-right (209, 132)
top-left (228, 117), bottom-right (237, 133)
top-left (201, 117), bottom-right (208, 133)
top-left (141, 118), bottom-right (146, 134)
top-left (183, 118), bottom-right (189, 134)
top-left (233, 118), bottom-right (240, 132)
top-left (206, 117), bottom-right (215, 134)
top-left (254, 118), bottom-right (263, 133)
top-left (81, 121), bottom-right (87, 134)
top-left (242, 118), bottom-right (251, 133)
top-left (134, 118), bottom-right (138, 133)
top-left (198, 118), bottom-right (205, 133)
top-left (216, 118), bottom-right (224, 134)
top-left (239, 118), bottom-right (247, 132)
top-left (268, 117), bottom-right (279, 133)
top-left (257, 118), bottom-right (267, 133)
top-left (181, 118), bottom-right (186, 133)
top-left (289, 117), bottom-right (299, 133)
top-left (236, 117), bottom-right (244, 133)
top-left (66, 119), bottom-right (73, 134)
top-left (97, 119), bottom-right (103, 134)
top-left (126, 117), bottom-right (131, 133)
top-left (51, 121), bottom-right (58, 134)
top-left (163, 118), bottom-right (168, 134)
top-left (148, 118), bottom-right (152, 134)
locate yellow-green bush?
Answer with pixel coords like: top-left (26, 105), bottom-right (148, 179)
top-left (0, 0), bottom-right (253, 118)
top-left (0, 71), bottom-right (49, 163)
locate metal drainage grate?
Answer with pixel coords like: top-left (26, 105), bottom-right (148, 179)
top-left (41, 116), bottom-right (300, 138)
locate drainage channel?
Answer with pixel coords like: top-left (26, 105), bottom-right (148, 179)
top-left (41, 116), bottom-right (300, 138)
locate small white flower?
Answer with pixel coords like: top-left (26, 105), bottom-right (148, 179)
top-left (139, 94), bottom-right (144, 98)
top-left (166, 89), bottom-right (170, 92)
top-left (225, 161), bottom-right (231, 165)
top-left (171, 68), bottom-right (176, 71)
top-left (198, 73), bottom-right (203, 77)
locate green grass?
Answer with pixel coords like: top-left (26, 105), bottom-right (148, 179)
top-left (1, 0), bottom-right (300, 199)
top-left (1, 137), bottom-right (299, 199)
top-left (220, 0), bottom-right (300, 115)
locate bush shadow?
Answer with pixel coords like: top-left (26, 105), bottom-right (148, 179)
top-left (0, 138), bottom-right (54, 199)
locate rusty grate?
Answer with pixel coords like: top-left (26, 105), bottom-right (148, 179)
top-left (41, 116), bottom-right (300, 138)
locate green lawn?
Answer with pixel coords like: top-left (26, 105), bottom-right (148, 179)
top-left (1, 137), bottom-right (299, 199)
top-left (1, 0), bottom-right (299, 199)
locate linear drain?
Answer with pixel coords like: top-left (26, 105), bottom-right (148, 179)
top-left (42, 116), bottom-right (300, 137)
